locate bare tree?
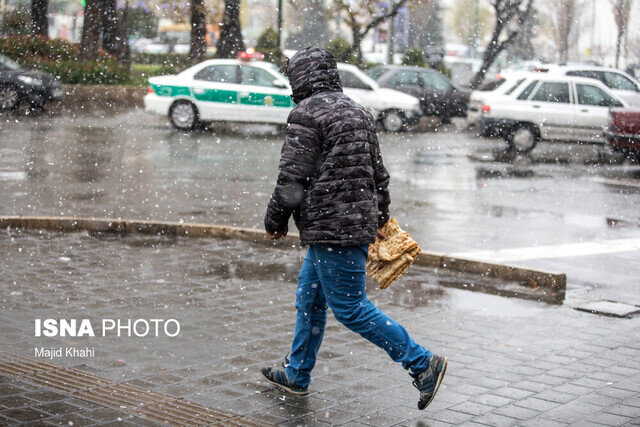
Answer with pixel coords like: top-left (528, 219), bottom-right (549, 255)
top-left (189, 0), bottom-right (207, 63)
top-left (216, 0), bottom-right (244, 58)
top-left (333, 0), bottom-right (409, 66)
top-left (31, 0), bottom-right (49, 37)
top-left (79, 0), bottom-right (103, 61)
top-left (612, 0), bottom-right (632, 68)
top-left (554, 0), bottom-right (576, 63)
top-left (470, 0), bottom-right (534, 89)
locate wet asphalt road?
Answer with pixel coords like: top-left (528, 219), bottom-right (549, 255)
top-left (1, 109), bottom-right (639, 304)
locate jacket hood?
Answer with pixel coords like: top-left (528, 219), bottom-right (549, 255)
top-left (285, 47), bottom-right (342, 104)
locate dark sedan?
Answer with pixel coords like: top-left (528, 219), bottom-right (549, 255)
top-left (367, 65), bottom-right (471, 123)
top-left (0, 54), bottom-right (62, 110)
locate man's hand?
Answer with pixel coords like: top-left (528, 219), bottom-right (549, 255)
top-left (377, 229), bottom-right (387, 241)
top-left (267, 226), bottom-right (288, 240)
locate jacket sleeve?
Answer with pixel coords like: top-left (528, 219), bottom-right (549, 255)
top-left (372, 132), bottom-right (390, 228)
top-left (265, 108), bottom-right (322, 234)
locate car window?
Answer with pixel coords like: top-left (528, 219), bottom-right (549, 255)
top-left (517, 80), bottom-right (539, 100)
top-left (504, 78), bottom-right (527, 95)
top-left (194, 65), bottom-right (237, 83)
top-left (339, 70), bottom-right (372, 90)
top-left (241, 66), bottom-right (278, 87)
top-left (390, 70), bottom-right (420, 86)
top-left (366, 67), bottom-right (387, 81)
top-left (603, 72), bottom-right (639, 92)
top-left (421, 72), bottom-right (452, 91)
top-left (531, 82), bottom-right (570, 103)
top-left (576, 84), bottom-right (624, 107)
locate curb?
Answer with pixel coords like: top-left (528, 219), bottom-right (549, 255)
top-left (0, 215), bottom-right (566, 292)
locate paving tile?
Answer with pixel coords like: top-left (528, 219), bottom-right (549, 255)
top-left (470, 394), bottom-right (514, 408)
top-left (582, 411), bottom-right (631, 426)
top-left (602, 403), bottom-right (640, 418)
top-left (513, 397), bottom-right (561, 412)
top-left (429, 408), bottom-right (474, 424)
top-left (470, 412), bottom-right (519, 426)
top-left (534, 389), bottom-right (579, 404)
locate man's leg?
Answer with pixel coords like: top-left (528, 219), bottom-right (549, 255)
top-left (285, 248), bottom-right (328, 388)
top-left (310, 244), bottom-right (432, 377)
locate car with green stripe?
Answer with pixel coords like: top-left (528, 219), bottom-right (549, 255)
top-left (144, 58), bottom-right (421, 132)
top-left (145, 59), bottom-right (293, 130)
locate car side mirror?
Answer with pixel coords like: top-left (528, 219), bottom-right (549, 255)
top-left (273, 80), bottom-right (287, 89)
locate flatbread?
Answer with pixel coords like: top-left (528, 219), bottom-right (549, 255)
top-left (367, 218), bottom-right (420, 289)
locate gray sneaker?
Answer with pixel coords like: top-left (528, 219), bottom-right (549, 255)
top-left (413, 354), bottom-right (448, 410)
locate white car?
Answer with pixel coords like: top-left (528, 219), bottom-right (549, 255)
top-left (337, 63), bottom-right (421, 131)
top-left (541, 64), bottom-right (640, 107)
top-left (476, 74), bottom-right (628, 152)
top-left (468, 71), bottom-right (533, 129)
top-left (144, 58), bottom-right (421, 132)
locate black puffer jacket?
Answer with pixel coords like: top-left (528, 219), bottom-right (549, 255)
top-left (264, 47), bottom-right (390, 246)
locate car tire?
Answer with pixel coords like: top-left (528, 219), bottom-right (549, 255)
top-left (507, 123), bottom-right (539, 153)
top-left (0, 85), bottom-right (20, 110)
top-left (169, 100), bottom-right (199, 130)
top-left (380, 109), bottom-right (405, 132)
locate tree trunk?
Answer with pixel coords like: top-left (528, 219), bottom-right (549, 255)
top-left (79, 0), bottom-right (103, 62)
top-left (189, 0), bottom-right (207, 63)
top-left (216, 0), bottom-right (244, 58)
top-left (31, 0), bottom-right (49, 38)
top-left (615, 29), bottom-right (623, 68)
top-left (101, 0), bottom-right (120, 56)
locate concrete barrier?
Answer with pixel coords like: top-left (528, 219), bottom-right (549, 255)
top-left (0, 215), bottom-right (566, 292)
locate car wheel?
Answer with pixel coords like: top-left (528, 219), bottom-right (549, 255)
top-left (380, 110), bottom-right (405, 132)
top-left (0, 85), bottom-right (19, 110)
top-left (508, 124), bottom-right (538, 153)
top-left (170, 100), bottom-right (198, 130)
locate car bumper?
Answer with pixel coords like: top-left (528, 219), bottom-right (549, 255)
top-left (605, 128), bottom-right (640, 151)
top-left (477, 117), bottom-right (518, 137)
top-left (144, 93), bottom-right (172, 116)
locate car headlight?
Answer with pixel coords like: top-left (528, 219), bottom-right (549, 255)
top-left (17, 75), bottom-right (43, 86)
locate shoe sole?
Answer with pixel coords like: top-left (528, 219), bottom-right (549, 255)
top-left (261, 370), bottom-right (309, 396)
top-left (420, 356), bottom-right (448, 410)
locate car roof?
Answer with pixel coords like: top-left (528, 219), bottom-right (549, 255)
top-left (189, 59), bottom-right (278, 69)
top-left (371, 64), bottom-right (438, 72)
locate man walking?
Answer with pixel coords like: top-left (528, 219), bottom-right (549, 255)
top-left (262, 47), bottom-right (447, 410)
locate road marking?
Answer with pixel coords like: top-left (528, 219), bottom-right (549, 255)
top-left (452, 237), bottom-right (640, 262)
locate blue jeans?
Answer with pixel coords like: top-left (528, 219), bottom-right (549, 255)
top-left (285, 244), bottom-right (432, 387)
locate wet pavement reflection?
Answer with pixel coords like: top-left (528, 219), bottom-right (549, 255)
top-left (2, 111), bottom-right (639, 303)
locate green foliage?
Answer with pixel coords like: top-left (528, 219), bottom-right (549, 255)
top-left (326, 38), bottom-right (356, 64)
top-left (129, 63), bottom-right (166, 85)
top-left (130, 52), bottom-right (195, 72)
top-left (402, 48), bottom-right (426, 67)
top-left (0, 36), bottom-right (129, 84)
top-left (126, 7), bottom-right (159, 39)
top-left (256, 27), bottom-right (284, 66)
top-left (433, 62), bottom-right (452, 79)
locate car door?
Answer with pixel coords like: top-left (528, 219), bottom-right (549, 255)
top-left (527, 81), bottom-right (576, 140)
top-left (573, 82), bottom-right (625, 142)
top-left (238, 65), bottom-right (293, 124)
top-left (386, 70), bottom-right (423, 109)
top-left (419, 71), bottom-right (454, 116)
top-left (189, 64), bottom-right (241, 121)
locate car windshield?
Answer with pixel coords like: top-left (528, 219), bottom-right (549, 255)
top-left (0, 55), bottom-right (21, 71)
top-left (366, 67), bottom-right (388, 81)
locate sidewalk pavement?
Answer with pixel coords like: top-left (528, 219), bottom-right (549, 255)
top-left (1, 229), bottom-right (639, 426)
